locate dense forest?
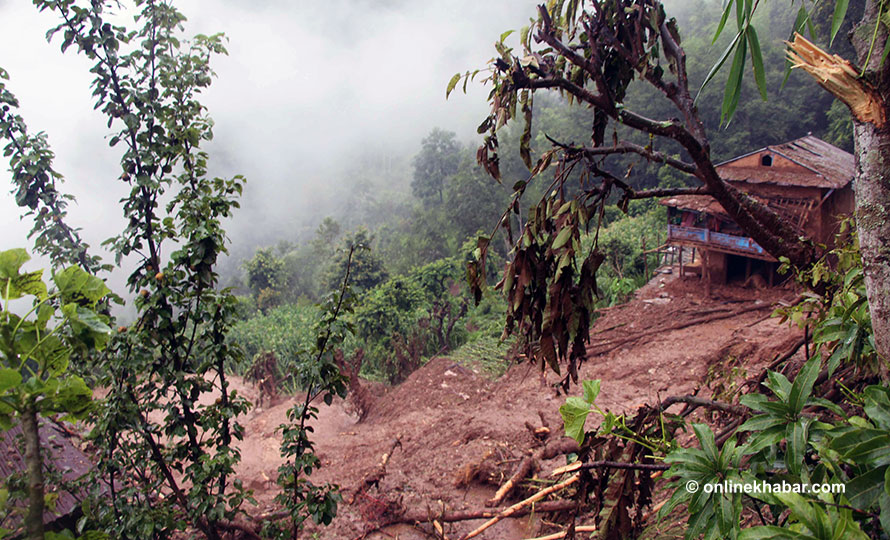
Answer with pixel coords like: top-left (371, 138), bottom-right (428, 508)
top-left (1, 0), bottom-right (888, 539)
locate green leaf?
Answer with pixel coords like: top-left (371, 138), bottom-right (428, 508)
top-left (721, 35), bottom-right (747, 124)
top-left (712, 0), bottom-right (734, 43)
top-left (786, 417), bottom-right (812, 476)
top-left (864, 385), bottom-right (890, 430)
top-left (560, 396), bottom-right (591, 444)
top-left (697, 30), bottom-right (743, 102)
top-left (446, 72), bottom-right (461, 99)
top-left (693, 423), bottom-right (719, 462)
top-left (551, 227), bottom-right (573, 250)
top-left (0, 248), bottom-right (30, 278)
top-left (879, 491), bottom-right (890, 536)
top-left (747, 26), bottom-right (767, 100)
top-left (830, 0), bottom-right (850, 45)
top-left (789, 356), bottom-right (820, 415)
top-left (736, 414), bottom-right (784, 433)
top-left (582, 379), bottom-right (601, 404)
top-left (73, 305), bottom-right (112, 335)
top-left (54, 266), bottom-right (110, 306)
top-left (0, 368), bottom-right (22, 393)
top-left (738, 525), bottom-right (799, 539)
top-left (846, 465), bottom-right (887, 509)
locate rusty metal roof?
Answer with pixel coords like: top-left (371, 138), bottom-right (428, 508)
top-left (716, 135), bottom-right (854, 189)
top-left (1, 422), bottom-right (93, 529)
top-left (659, 194), bottom-right (731, 218)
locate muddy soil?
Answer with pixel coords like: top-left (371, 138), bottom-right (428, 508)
top-left (230, 269), bottom-right (805, 539)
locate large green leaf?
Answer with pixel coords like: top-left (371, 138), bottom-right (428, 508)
top-left (746, 26), bottom-right (767, 100)
top-left (0, 368), bottom-right (22, 393)
top-left (54, 266), bottom-right (110, 306)
top-left (845, 465), bottom-right (887, 510)
top-left (830, 0), bottom-right (850, 45)
top-left (0, 248), bottom-right (30, 278)
top-left (863, 386), bottom-right (890, 430)
top-left (560, 396), bottom-right (591, 443)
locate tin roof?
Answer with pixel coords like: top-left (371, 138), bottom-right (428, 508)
top-left (659, 194), bottom-right (731, 218)
top-left (716, 135), bottom-right (854, 189)
top-left (1, 422), bottom-right (93, 528)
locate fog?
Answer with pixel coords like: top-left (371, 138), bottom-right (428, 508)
top-left (0, 0), bottom-right (538, 284)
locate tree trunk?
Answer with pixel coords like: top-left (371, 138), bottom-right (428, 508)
top-left (852, 0), bottom-right (890, 367)
top-left (853, 121), bottom-right (890, 368)
top-left (790, 2), bottom-right (890, 367)
top-left (22, 400), bottom-right (45, 540)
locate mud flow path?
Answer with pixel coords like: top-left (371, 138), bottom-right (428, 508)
top-left (233, 270), bottom-right (804, 539)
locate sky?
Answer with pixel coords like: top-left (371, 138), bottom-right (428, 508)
top-left (0, 0), bottom-right (539, 285)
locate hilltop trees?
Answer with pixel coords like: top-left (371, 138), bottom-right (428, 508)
top-left (411, 128), bottom-right (461, 203)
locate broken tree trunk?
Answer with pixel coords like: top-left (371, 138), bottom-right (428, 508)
top-left (788, 25), bottom-right (890, 371)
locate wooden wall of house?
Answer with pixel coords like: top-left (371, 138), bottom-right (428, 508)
top-left (724, 151), bottom-right (810, 171)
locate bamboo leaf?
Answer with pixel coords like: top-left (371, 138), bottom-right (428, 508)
top-left (747, 26), bottom-right (767, 100)
top-left (713, 0), bottom-right (734, 43)
top-left (697, 30), bottom-right (743, 102)
top-left (721, 36), bottom-right (747, 124)
top-left (830, 0), bottom-right (850, 45)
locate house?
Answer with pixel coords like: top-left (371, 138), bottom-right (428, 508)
top-left (660, 135), bottom-right (854, 285)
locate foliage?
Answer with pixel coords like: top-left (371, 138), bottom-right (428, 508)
top-left (228, 303), bottom-right (323, 375)
top-left (553, 243), bottom-right (889, 540)
top-left (0, 2), bottom-right (263, 538)
top-left (321, 229), bottom-right (388, 296)
top-left (0, 73), bottom-right (106, 274)
top-left (263, 249), bottom-right (355, 539)
top-left (0, 249), bottom-right (110, 540)
top-left (776, 223), bottom-right (879, 376)
top-left (352, 257), bottom-right (468, 383)
top-left (243, 247), bottom-right (286, 309)
top-left (411, 128), bottom-right (461, 203)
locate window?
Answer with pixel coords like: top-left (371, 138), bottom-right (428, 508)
top-left (761, 154), bottom-right (773, 166)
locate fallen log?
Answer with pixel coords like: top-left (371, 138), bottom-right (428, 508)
top-left (354, 499), bottom-right (578, 540)
top-left (461, 474), bottom-right (580, 540)
top-left (486, 438), bottom-right (579, 507)
top-left (524, 525), bottom-right (598, 540)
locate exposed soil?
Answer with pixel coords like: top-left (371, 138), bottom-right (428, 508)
top-left (229, 268), bottom-right (807, 539)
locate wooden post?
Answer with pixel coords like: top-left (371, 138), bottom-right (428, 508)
top-left (745, 258), bottom-right (752, 281)
top-left (703, 250), bottom-right (712, 297)
top-left (642, 236), bottom-right (648, 281)
top-left (679, 246), bottom-right (684, 277)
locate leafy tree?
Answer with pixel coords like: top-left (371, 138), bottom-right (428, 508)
top-left (321, 229), bottom-right (388, 295)
top-left (244, 247), bottom-right (286, 311)
top-left (411, 128), bottom-right (461, 203)
top-left (310, 217), bottom-right (342, 257)
top-left (0, 249), bottom-right (110, 540)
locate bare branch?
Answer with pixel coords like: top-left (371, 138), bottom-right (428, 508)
top-left (549, 138), bottom-right (698, 174)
